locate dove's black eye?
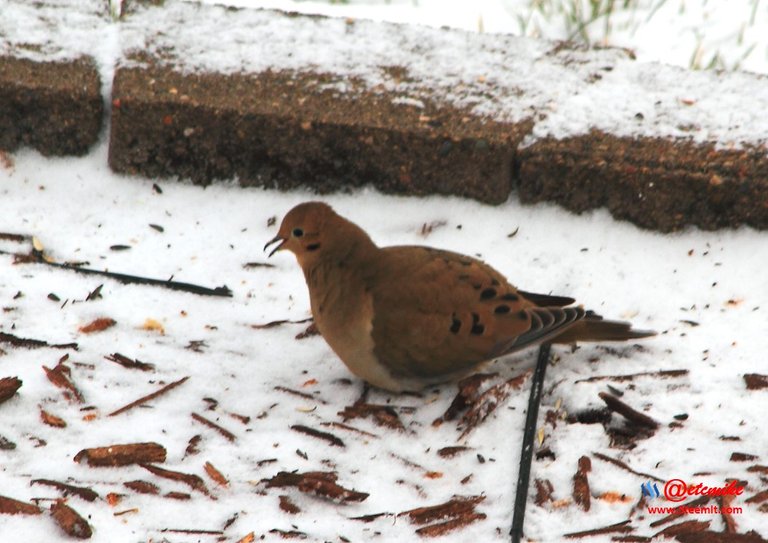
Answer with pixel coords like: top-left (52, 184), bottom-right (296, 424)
top-left (292, 228), bottom-right (304, 238)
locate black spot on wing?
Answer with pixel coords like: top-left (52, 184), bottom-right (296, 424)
top-left (480, 287), bottom-right (497, 300)
top-left (450, 314), bottom-right (462, 334)
top-left (470, 312), bottom-right (484, 335)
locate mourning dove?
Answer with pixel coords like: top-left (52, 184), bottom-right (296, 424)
top-left (265, 202), bottom-right (655, 392)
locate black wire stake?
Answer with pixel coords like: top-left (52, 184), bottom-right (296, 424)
top-left (510, 342), bottom-right (552, 543)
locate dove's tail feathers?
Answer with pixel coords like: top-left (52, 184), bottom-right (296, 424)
top-left (552, 312), bottom-right (656, 344)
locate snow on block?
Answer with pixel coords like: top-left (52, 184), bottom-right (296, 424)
top-left (0, 56), bottom-right (102, 156)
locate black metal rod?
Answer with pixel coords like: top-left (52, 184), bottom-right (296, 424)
top-left (510, 342), bottom-right (552, 543)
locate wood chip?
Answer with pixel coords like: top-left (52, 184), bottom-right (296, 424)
top-left (279, 495), bottom-right (301, 514)
top-left (295, 322), bottom-right (320, 340)
top-left (592, 452), bottom-right (665, 482)
top-left (534, 478), bottom-right (554, 506)
top-left (720, 489), bottom-right (741, 533)
top-left (672, 531), bottom-right (768, 543)
top-left (437, 446), bottom-right (471, 458)
top-left (204, 462), bottom-right (229, 487)
top-left (141, 463), bottom-right (210, 496)
top-left (338, 402), bottom-right (404, 430)
top-left (50, 500), bottom-right (92, 539)
top-left (124, 480), bottom-right (160, 495)
top-left (730, 452), bottom-right (759, 462)
top-left (31, 479), bottom-right (98, 502)
top-left (261, 471), bottom-right (368, 503)
top-left (649, 496), bottom-right (710, 528)
top-left (745, 489), bottom-right (768, 504)
top-left (564, 520), bottom-right (633, 538)
top-left (192, 412), bottom-right (237, 442)
top-left (0, 494), bottom-right (42, 515)
top-left (654, 519), bottom-right (710, 538)
top-left (40, 408), bottom-right (67, 428)
top-left (436, 373), bottom-right (497, 423)
top-left (575, 369), bottom-right (688, 383)
top-left (572, 456), bottom-right (591, 512)
top-left (268, 528), bottom-right (308, 539)
top-left (108, 376), bottom-right (189, 416)
top-left (401, 495), bottom-right (485, 525)
top-left (164, 491), bottom-right (191, 500)
top-left (291, 424), bottom-right (345, 447)
top-left (274, 385), bottom-right (326, 404)
top-left (43, 357), bottom-right (85, 403)
top-left (0, 376), bottom-right (22, 405)
top-left (236, 533), bottom-right (256, 543)
top-left (744, 373), bottom-right (768, 390)
top-left (414, 513), bottom-right (486, 537)
top-left (184, 435), bottom-right (202, 458)
top-left (78, 317), bottom-right (116, 334)
top-left (74, 442), bottom-right (167, 467)
top-left (458, 374), bottom-right (528, 439)
top-left (320, 421), bottom-right (378, 438)
top-left (0, 331), bottom-right (78, 350)
top-left (104, 353), bottom-right (155, 372)
top-left (252, 317), bottom-right (312, 329)
top-left (598, 392), bottom-right (659, 429)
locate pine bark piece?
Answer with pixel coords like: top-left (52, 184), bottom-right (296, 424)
top-left (0, 331), bottom-right (78, 350)
top-left (745, 489), bottom-right (768, 504)
top-left (192, 412), bottom-right (236, 442)
top-left (575, 369), bottom-right (688, 383)
top-left (104, 353), bottom-right (155, 372)
top-left (0, 376), bottom-right (22, 406)
top-left (50, 500), bottom-right (92, 539)
top-left (719, 491), bottom-right (740, 533)
top-left (730, 452), bottom-right (759, 462)
top-left (279, 495), bottom-right (301, 514)
top-left (654, 520), bottom-right (710, 538)
top-left (78, 317), bottom-right (116, 334)
top-left (204, 462), bottom-right (229, 487)
top-left (31, 479), bottom-right (98, 502)
top-left (674, 531), bottom-right (768, 543)
top-left (457, 374), bottom-right (528, 439)
top-left (43, 358), bottom-right (85, 403)
top-left (291, 424), bottom-right (345, 447)
top-left (534, 478), bottom-right (555, 506)
top-left (124, 480), bottom-right (160, 495)
top-left (572, 456), bottom-right (592, 512)
top-left (140, 463), bottom-right (210, 496)
top-left (437, 446), bottom-right (471, 458)
top-left (338, 402), bottom-right (404, 430)
top-left (598, 392), bottom-right (659, 429)
top-left (437, 373), bottom-right (497, 423)
top-left (74, 442), bottom-right (167, 467)
top-left (40, 408), bottom-right (67, 428)
top-left (564, 520), bottom-right (633, 539)
top-left (744, 374), bottom-right (768, 390)
top-left (108, 376), bottom-right (189, 416)
top-left (401, 495), bottom-right (485, 525)
top-left (414, 513), bottom-right (486, 537)
top-left (0, 495), bottom-right (42, 515)
top-left (261, 471), bottom-right (368, 503)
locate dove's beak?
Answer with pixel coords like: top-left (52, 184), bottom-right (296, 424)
top-left (264, 235), bottom-right (286, 257)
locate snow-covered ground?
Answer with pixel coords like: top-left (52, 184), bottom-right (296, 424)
top-left (1, 1), bottom-right (767, 542)
top-left (1, 140), bottom-right (766, 541)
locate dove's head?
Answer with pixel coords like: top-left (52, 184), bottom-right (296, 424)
top-left (265, 201), bottom-right (375, 270)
